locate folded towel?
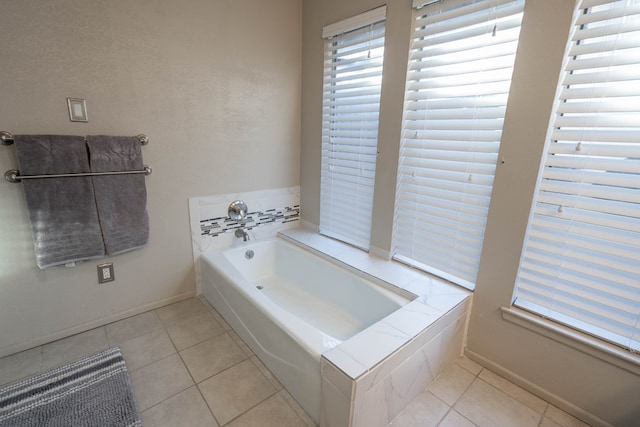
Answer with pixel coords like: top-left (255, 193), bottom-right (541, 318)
top-left (14, 135), bottom-right (106, 269)
top-left (86, 135), bottom-right (149, 255)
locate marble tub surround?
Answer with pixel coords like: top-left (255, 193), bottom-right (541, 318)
top-left (322, 302), bottom-right (468, 427)
top-left (188, 186), bottom-right (300, 292)
top-left (279, 228), bottom-right (471, 427)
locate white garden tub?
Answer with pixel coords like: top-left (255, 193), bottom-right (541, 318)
top-left (200, 237), bottom-right (411, 423)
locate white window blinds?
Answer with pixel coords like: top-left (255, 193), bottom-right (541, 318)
top-left (514, 0), bottom-right (640, 352)
top-left (394, 0), bottom-right (525, 289)
top-left (320, 7), bottom-right (386, 250)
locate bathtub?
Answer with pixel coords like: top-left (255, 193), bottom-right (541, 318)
top-left (200, 237), bottom-right (411, 424)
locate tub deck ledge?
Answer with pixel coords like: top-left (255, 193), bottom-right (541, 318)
top-left (279, 227), bottom-right (472, 427)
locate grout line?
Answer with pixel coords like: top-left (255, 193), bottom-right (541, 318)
top-left (128, 351), bottom-right (181, 375)
top-left (184, 300), bottom-right (312, 425)
top-left (192, 353), bottom-right (279, 427)
top-left (454, 357), bottom-right (485, 378)
top-left (458, 409), bottom-right (479, 426)
top-left (435, 407), bottom-right (454, 427)
top-left (536, 403), bottom-right (552, 427)
top-left (193, 350), bottom-right (250, 385)
top-left (195, 381), bottom-right (223, 427)
top-left (435, 407), bottom-right (479, 427)
top-left (125, 341), bottom-right (178, 374)
top-left (0, 346), bottom-right (44, 388)
top-left (137, 384), bottom-right (195, 417)
top-left (166, 323), bottom-right (228, 354)
top-left (104, 310), bottom-right (165, 346)
top-left (134, 366), bottom-right (193, 415)
top-left (477, 368), bottom-right (551, 418)
top-left (472, 376), bottom-right (549, 425)
top-left (278, 389), bottom-right (317, 427)
top-left (219, 389), bottom-right (280, 426)
top-left (442, 364), bottom-right (479, 423)
top-left (167, 320), bottom-right (223, 426)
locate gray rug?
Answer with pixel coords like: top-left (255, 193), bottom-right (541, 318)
top-left (0, 347), bottom-right (141, 426)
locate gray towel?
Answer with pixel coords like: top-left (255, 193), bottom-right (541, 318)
top-left (86, 135), bottom-right (149, 255)
top-left (14, 135), bottom-right (106, 269)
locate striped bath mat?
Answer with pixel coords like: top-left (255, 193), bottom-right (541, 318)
top-left (0, 347), bottom-right (140, 426)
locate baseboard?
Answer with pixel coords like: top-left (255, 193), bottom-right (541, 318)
top-left (464, 348), bottom-right (612, 427)
top-left (0, 291), bottom-right (196, 359)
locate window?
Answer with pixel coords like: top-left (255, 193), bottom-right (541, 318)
top-left (320, 7), bottom-right (386, 250)
top-left (394, 0), bottom-right (525, 289)
top-left (514, 0), bottom-right (640, 352)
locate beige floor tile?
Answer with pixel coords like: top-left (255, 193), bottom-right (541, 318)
top-left (279, 389), bottom-right (317, 426)
top-left (251, 356), bottom-right (283, 391)
top-left (390, 390), bottom-right (449, 427)
top-left (105, 311), bottom-right (163, 345)
top-left (427, 363), bottom-right (475, 406)
top-left (229, 330), bottom-right (254, 356)
top-left (198, 358), bottom-right (276, 425)
top-left (165, 311), bottom-right (225, 351)
top-left (226, 393), bottom-right (307, 427)
top-left (439, 410), bottom-right (477, 427)
top-left (198, 295), bottom-right (215, 312)
top-left (180, 333), bottom-right (247, 382)
top-left (0, 346), bottom-right (42, 386)
top-left (545, 405), bottom-right (590, 427)
top-left (156, 298), bottom-right (207, 324)
top-left (130, 353), bottom-right (193, 411)
top-left (454, 357), bottom-right (483, 376)
top-left (199, 296), bottom-right (232, 331)
top-left (41, 327), bottom-right (109, 371)
top-left (119, 328), bottom-right (176, 371)
top-left (540, 417), bottom-right (563, 427)
top-left (478, 369), bottom-right (547, 414)
top-left (141, 386), bottom-right (218, 427)
top-left (454, 379), bottom-right (541, 427)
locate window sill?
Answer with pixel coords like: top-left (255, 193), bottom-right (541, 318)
top-left (501, 306), bottom-right (640, 375)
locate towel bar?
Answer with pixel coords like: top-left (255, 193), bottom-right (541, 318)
top-left (2, 132), bottom-right (152, 183)
top-left (4, 166), bottom-right (152, 183)
top-left (0, 131), bottom-right (13, 146)
top-left (1, 132), bottom-right (149, 146)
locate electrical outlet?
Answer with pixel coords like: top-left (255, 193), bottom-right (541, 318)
top-left (97, 263), bottom-right (115, 284)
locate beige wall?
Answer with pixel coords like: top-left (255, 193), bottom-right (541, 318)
top-left (300, 0), bottom-right (639, 425)
top-left (0, 0), bottom-right (301, 355)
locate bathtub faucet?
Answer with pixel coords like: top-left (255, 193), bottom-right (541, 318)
top-left (235, 228), bottom-right (250, 241)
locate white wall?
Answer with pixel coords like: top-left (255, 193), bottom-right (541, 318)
top-left (0, 0), bottom-right (301, 356)
top-left (300, 0), bottom-right (639, 426)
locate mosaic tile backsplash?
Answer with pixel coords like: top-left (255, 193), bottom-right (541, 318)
top-left (200, 205), bottom-right (300, 238)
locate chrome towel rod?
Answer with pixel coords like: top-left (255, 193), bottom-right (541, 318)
top-left (5, 166), bottom-right (152, 183)
top-left (2, 131), bottom-right (152, 183)
top-left (1, 131), bottom-right (149, 146)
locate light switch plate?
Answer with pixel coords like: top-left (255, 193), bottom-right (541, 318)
top-left (97, 263), bottom-right (115, 284)
top-left (67, 98), bottom-right (88, 122)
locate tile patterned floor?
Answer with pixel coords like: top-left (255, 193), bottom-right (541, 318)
top-left (0, 297), bottom-right (590, 427)
top-left (391, 358), bottom-right (590, 427)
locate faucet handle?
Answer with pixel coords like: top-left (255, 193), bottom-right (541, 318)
top-left (228, 200), bottom-right (248, 221)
